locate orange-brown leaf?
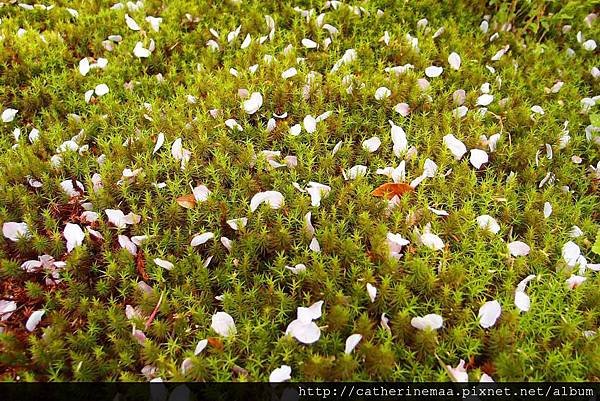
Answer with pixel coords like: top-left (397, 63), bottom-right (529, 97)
top-left (176, 194), bottom-right (196, 209)
top-left (207, 337), bottom-right (224, 350)
top-left (371, 182), bottom-right (414, 199)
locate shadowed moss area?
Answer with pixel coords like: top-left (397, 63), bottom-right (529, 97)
top-left (0, 0), bottom-right (599, 382)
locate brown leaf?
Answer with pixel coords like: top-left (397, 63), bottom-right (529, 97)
top-left (176, 194), bottom-right (196, 209)
top-left (136, 250), bottom-right (149, 281)
top-left (371, 182), bottom-right (414, 199)
top-left (207, 337), bottom-right (223, 350)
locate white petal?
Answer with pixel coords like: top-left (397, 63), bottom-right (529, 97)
top-left (531, 105), bottom-right (544, 115)
top-left (566, 275), bottom-right (586, 289)
top-left (95, 84), bottom-right (109, 96)
top-left (285, 319), bottom-right (321, 344)
top-left (583, 39), bottom-right (597, 51)
top-left (443, 134), bottom-right (467, 160)
top-left (191, 232), bottom-right (215, 246)
top-left (569, 226), bottom-right (583, 238)
top-left (476, 215), bottom-right (500, 234)
top-left (344, 334), bottom-right (362, 354)
top-left (240, 33), bottom-right (251, 49)
top-left (309, 237), bottom-right (320, 252)
top-left (3, 222), bottom-right (30, 242)
top-left (269, 365), bottom-right (292, 382)
top-left (243, 92), bottom-right (263, 115)
top-left (194, 339), bottom-right (208, 355)
top-left (453, 106), bottom-right (468, 118)
top-left (514, 291), bottom-right (530, 312)
top-left (469, 149), bottom-right (489, 169)
top-left (153, 133), bottom-right (165, 154)
top-left (154, 258), bottom-right (174, 271)
top-left (476, 94), bottom-right (494, 106)
top-left (562, 241), bottom-right (581, 267)
top-left (282, 67), bottom-right (297, 79)
top-left (2, 108), bottom-right (18, 123)
top-left (543, 202), bottom-right (552, 218)
top-left (366, 283), bottom-right (377, 302)
top-left (411, 314), bottom-right (443, 330)
top-left (428, 207), bottom-right (449, 216)
top-left (346, 165), bottom-right (367, 180)
top-left (424, 65), bottom-right (443, 77)
top-left (304, 212), bottom-right (315, 236)
top-left (211, 311), bottom-right (236, 336)
top-left (478, 300), bottom-right (501, 328)
top-left (0, 300), bottom-right (17, 321)
top-left (105, 209), bottom-right (127, 229)
top-left (447, 360), bottom-right (469, 382)
top-left (421, 233), bottom-right (444, 250)
top-left (84, 89), bottom-right (94, 103)
top-left (332, 140), bottom-right (343, 155)
top-left (448, 52), bottom-right (461, 70)
top-left (306, 182), bottom-right (331, 207)
top-left (393, 102), bottom-right (410, 116)
top-left (362, 136), bottom-right (381, 152)
top-left (289, 124), bottom-right (302, 136)
top-left (374, 86), bottom-right (391, 100)
top-left (303, 115), bottom-right (317, 133)
top-left (226, 218), bottom-right (248, 230)
top-left (250, 191), bottom-right (285, 212)
top-left (285, 264), bottom-right (306, 274)
top-left (302, 38), bottom-right (318, 48)
top-left (25, 309), bottom-right (45, 331)
top-left (125, 14), bottom-right (140, 31)
top-left (60, 179), bottom-right (84, 197)
top-left (480, 373), bottom-right (494, 382)
top-left (192, 185), bottom-right (211, 202)
top-left (79, 57), bottom-right (90, 76)
top-left (508, 241), bottom-right (530, 257)
top-left (64, 223), bottom-right (84, 252)
top-left (118, 235), bottom-right (137, 255)
top-left (133, 42), bottom-right (151, 58)
top-left (390, 120), bottom-right (408, 156)
top-left (146, 16), bottom-right (162, 32)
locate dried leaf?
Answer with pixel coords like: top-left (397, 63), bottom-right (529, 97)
top-left (207, 337), bottom-right (224, 350)
top-left (371, 182), bottom-right (414, 199)
top-left (136, 250), bottom-right (149, 281)
top-left (176, 194), bottom-right (196, 209)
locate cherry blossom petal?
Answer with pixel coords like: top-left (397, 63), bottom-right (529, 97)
top-left (2, 108), bottom-right (18, 123)
top-left (362, 136), bottom-right (381, 153)
top-left (226, 218), bottom-right (248, 230)
top-left (154, 258), bottom-right (174, 271)
top-left (118, 235), bottom-right (137, 255)
top-left (476, 215), bottom-right (500, 234)
top-left (191, 232), bottom-right (215, 246)
top-left (269, 365), bottom-right (292, 382)
top-left (26, 309), bottom-right (45, 331)
top-left (250, 191), bottom-right (285, 212)
top-left (411, 314), bottom-right (443, 330)
top-left (64, 223), bottom-right (84, 252)
top-left (303, 115), bottom-right (317, 133)
top-left (508, 241), bottom-right (530, 257)
top-left (469, 149), bottom-right (489, 169)
top-left (211, 311), bottom-right (236, 336)
top-left (3, 222), bottom-right (30, 242)
top-left (344, 334), bottom-right (362, 354)
top-left (243, 92), bottom-right (263, 115)
top-left (443, 134), bottom-right (467, 160)
top-left (366, 283), bottom-right (377, 302)
top-left (478, 300), bottom-right (501, 328)
top-left (306, 182), bottom-right (331, 207)
top-left (425, 66), bottom-right (443, 77)
top-left (448, 52), bottom-right (461, 70)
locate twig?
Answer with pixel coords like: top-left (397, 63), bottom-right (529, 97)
top-left (145, 291), bottom-right (164, 330)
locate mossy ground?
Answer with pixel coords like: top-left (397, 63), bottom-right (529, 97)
top-left (0, 0), bottom-right (599, 382)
